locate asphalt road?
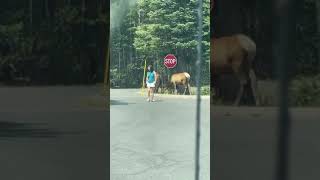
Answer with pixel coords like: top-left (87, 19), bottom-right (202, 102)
top-left (212, 106), bottom-right (320, 180)
top-left (110, 89), bottom-right (211, 180)
top-left (0, 86), bottom-right (108, 180)
top-left (111, 89), bottom-right (320, 180)
top-left (1, 87), bottom-right (319, 180)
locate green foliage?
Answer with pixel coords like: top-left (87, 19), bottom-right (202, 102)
top-left (134, 24), bottom-right (161, 54)
top-left (200, 85), bottom-right (210, 95)
top-left (210, 88), bottom-right (223, 105)
top-left (295, 0), bottom-right (320, 75)
top-left (110, 68), bottom-right (126, 87)
top-left (111, 0), bottom-right (210, 88)
top-left (125, 62), bottom-right (144, 87)
top-left (110, 61), bottom-right (144, 88)
top-left (289, 75), bottom-right (320, 106)
top-left (0, 1), bottom-right (109, 85)
top-left (0, 22), bottom-right (23, 38)
top-left (243, 1), bottom-right (320, 79)
top-left (201, 63), bottom-right (210, 86)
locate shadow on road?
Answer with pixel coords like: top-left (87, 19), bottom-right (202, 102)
top-left (111, 100), bottom-right (135, 106)
top-left (151, 99), bottom-right (164, 103)
top-left (0, 121), bottom-right (84, 139)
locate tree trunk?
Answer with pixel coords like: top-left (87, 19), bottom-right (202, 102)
top-left (118, 50), bottom-right (121, 86)
top-left (103, 38), bottom-right (110, 96)
top-left (81, 0), bottom-right (86, 33)
top-left (254, 1), bottom-right (273, 78)
top-left (45, 0), bottom-right (49, 18)
top-left (123, 47), bottom-right (126, 75)
top-left (316, 1), bottom-right (320, 72)
top-left (29, 0), bottom-right (33, 33)
top-left (213, 0), bottom-right (243, 36)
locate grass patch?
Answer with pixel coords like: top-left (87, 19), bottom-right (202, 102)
top-left (157, 85), bottom-right (210, 96)
top-left (253, 76), bottom-right (320, 107)
top-left (200, 86), bottom-right (210, 95)
top-left (289, 75), bottom-right (320, 106)
top-left (210, 88), bottom-right (224, 105)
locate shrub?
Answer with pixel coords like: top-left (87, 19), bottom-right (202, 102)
top-left (200, 85), bottom-right (210, 95)
top-left (289, 75), bottom-right (320, 106)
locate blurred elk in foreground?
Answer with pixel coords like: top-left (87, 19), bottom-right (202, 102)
top-left (211, 34), bottom-right (260, 106)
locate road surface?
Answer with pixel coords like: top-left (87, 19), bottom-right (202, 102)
top-left (212, 106), bottom-right (320, 180)
top-left (112, 89), bottom-right (320, 180)
top-left (1, 87), bottom-right (319, 180)
top-left (110, 89), bottom-right (210, 180)
top-left (0, 86), bottom-right (108, 180)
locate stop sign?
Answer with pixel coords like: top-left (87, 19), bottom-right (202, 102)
top-left (164, 54), bottom-right (177, 69)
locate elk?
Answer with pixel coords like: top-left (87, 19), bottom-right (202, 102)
top-left (154, 72), bottom-right (163, 93)
top-left (211, 34), bottom-right (260, 106)
top-left (170, 72), bottom-right (191, 95)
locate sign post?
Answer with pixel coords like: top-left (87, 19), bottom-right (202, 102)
top-left (140, 59), bottom-right (147, 96)
top-left (103, 38), bottom-right (110, 100)
top-left (195, 0), bottom-right (203, 180)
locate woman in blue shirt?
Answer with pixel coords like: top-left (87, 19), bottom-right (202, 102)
top-left (146, 65), bottom-right (156, 102)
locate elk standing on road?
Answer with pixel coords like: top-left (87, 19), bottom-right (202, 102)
top-left (211, 34), bottom-right (260, 106)
top-left (154, 72), bottom-right (163, 93)
top-left (170, 72), bottom-right (191, 95)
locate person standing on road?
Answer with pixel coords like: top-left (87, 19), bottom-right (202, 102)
top-left (146, 65), bottom-right (156, 102)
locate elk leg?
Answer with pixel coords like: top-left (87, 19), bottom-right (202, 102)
top-left (234, 81), bottom-right (245, 106)
top-left (183, 82), bottom-right (189, 95)
top-left (188, 83), bottom-right (191, 95)
top-left (183, 84), bottom-right (190, 95)
top-left (233, 71), bottom-right (247, 106)
top-left (232, 60), bottom-right (246, 106)
top-left (174, 83), bottom-right (177, 94)
top-left (161, 82), bottom-right (164, 93)
top-left (155, 82), bottom-right (159, 94)
top-left (249, 69), bottom-right (260, 106)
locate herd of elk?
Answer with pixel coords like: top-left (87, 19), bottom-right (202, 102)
top-left (211, 34), bottom-right (260, 106)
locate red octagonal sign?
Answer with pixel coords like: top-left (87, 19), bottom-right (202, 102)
top-left (164, 54), bottom-right (177, 69)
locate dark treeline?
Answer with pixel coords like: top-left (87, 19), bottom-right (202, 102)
top-left (0, 0), bottom-right (109, 85)
top-left (211, 0), bottom-right (320, 106)
top-left (213, 0), bottom-right (320, 79)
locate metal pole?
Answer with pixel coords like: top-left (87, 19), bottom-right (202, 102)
top-left (141, 59), bottom-right (147, 96)
top-left (103, 37), bottom-right (110, 97)
top-left (118, 48), bottom-right (121, 87)
top-left (195, 0), bottom-right (203, 180)
top-left (273, 0), bottom-right (296, 180)
top-left (316, 1), bottom-right (320, 72)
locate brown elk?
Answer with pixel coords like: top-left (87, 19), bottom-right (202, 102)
top-left (154, 72), bottom-right (163, 93)
top-left (170, 72), bottom-right (191, 95)
top-left (211, 34), bottom-right (260, 106)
